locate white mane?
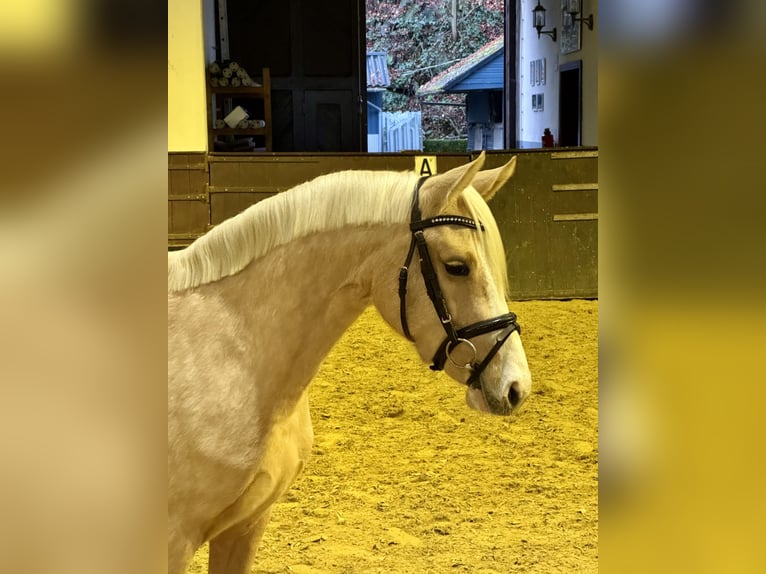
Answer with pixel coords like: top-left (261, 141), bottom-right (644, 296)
top-left (168, 170), bottom-right (417, 292)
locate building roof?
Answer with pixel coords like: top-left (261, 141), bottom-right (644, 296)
top-left (366, 51), bottom-right (391, 90)
top-left (417, 36), bottom-right (504, 96)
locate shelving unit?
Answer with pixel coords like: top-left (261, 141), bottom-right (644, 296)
top-left (207, 67), bottom-right (272, 153)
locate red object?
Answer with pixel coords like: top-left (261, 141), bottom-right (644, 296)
top-left (542, 128), bottom-right (554, 148)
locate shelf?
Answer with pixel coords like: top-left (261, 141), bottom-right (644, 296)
top-left (209, 86), bottom-right (267, 96)
top-left (210, 128), bottom-right (267, 135)
top-left (207, 67), bottom-right (272, 153)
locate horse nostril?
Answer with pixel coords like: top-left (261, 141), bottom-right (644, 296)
top-left (508, 381), bottom-right (522, 408)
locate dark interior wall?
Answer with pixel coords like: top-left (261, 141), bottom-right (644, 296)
top-left (467, 91), bottom-right (504, 124)
top-left (226, 0), bottom-right (365, 152)
top-left (503, 0), bottom-right (518, 149)
top-left (559, 61), bottom-right (583, 147)
top-left (226, 1), bottom-right (291, 77)
top-left (301, 3), bottom-right (353, 77)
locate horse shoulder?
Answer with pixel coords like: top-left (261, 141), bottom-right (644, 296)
top-left (203, 392), bottom-right (314, 541)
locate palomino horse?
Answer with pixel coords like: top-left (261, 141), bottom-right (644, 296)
top-left (168, 152), bottom-right (532, 573)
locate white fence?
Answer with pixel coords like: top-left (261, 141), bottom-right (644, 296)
top-left (369, 111), bottom-right (419, 152)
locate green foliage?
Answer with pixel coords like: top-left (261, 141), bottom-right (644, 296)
top-left (366, 0), bottom-right (504, 139)
top-left (423, 138), bottom-right (468, 152)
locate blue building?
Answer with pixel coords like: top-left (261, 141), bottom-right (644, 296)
top-left (418, 36), bottom-right (505, 151)
top-left (366, 51), bottom-right (391, 152)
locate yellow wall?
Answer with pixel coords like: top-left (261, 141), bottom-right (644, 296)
top-left (168, 0), bottom-right (207, 152)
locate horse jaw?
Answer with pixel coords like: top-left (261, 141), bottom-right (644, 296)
top-left (465, 387), bottom-right (492, 413)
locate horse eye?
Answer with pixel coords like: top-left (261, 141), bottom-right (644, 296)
top-left (445, 262), bottom-right (470, 276)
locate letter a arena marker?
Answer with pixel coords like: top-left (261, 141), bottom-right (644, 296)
top-left (415, 156), bottom-right (437, 177)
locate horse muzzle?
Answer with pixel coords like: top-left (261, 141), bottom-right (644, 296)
top-left (430, 313), bottom-right (531, 416)
top-left (466, 362), bottom-right (531, 416)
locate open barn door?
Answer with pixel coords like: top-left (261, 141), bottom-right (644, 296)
top-left (223, 0), bottom-right (365, 152)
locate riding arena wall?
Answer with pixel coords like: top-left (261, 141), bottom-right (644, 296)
top-left (168, 149), bottom-right (597, 299)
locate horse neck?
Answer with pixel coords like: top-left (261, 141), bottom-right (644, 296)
top-left (212, 224), bottom-right (404, 410)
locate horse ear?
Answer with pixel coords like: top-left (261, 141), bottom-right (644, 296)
top-left (470, 155), bottom-right (517, 202)
top-left (422, 152), bottom-right (487, 210)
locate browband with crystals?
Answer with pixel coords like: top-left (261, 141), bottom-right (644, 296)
top-left (410, 216), bottom-right (485, 232)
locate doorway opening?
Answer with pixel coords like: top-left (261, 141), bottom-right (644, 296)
top-left (365, 0), bottom-right (506, 153)
top-left (558, 60), bottom-right (582, 147)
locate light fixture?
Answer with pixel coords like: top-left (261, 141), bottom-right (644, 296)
top-left (565, 0), bottom-right (594, 30)
top-left (532, 1), bottom-right (557, 42)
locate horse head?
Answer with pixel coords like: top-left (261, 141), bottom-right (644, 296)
top-left (372, 153), bottom-right (531, 417)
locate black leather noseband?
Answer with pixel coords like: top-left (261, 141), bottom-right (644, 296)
top-left (398, 177), bottom-right (521, 390)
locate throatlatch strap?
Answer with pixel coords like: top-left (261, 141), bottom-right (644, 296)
top-left (398, 235), bottom-right (418, 341)
top-left (399, 177), bottom-right (428, 341)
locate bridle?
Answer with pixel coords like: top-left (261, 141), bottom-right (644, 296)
top-left (398, 177), bottom-right (521, 390)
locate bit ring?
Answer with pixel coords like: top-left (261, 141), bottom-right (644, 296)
top-left (446, 338), bottom-right (477, 370)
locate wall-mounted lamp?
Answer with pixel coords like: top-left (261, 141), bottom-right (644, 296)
top-left (532, 1), bottom-right (557, 42)
top-left (565, 0), bottom-right (594, 30)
